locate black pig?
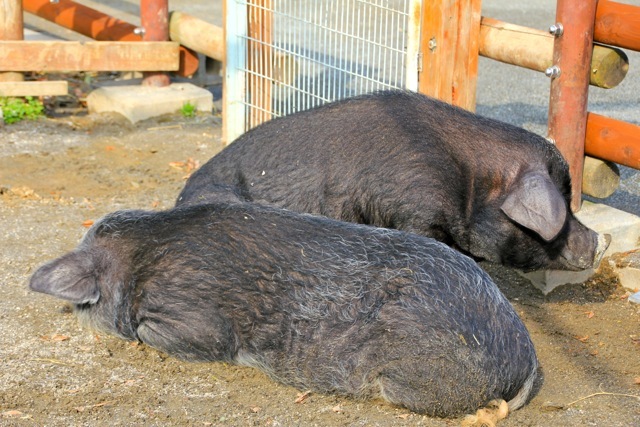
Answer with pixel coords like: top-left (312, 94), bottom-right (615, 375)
top-left (30, 201), bottom-right (542, 418)
top-left (177, 90), bottom-right (608, 272)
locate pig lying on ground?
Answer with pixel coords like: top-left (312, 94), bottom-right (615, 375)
top-left (30, 201), bottom-right (542, 418)
top-left (177, 90), bottom-right (608, 272)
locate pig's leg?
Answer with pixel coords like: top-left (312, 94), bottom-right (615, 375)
top-left (373, 359), bottom-right (490, 417)
top-left (136, 315), bottom-right (237, 362)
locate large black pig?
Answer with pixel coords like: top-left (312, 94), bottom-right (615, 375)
top-left (177, 91), bottom-right (608, 272)
top-left (30, 201), bottom-right (542, 418)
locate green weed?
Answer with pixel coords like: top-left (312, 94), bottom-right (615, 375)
top-left (0, 96), bottom-right (45, 124)
top-left (180, 101), bottom-right (197, 118)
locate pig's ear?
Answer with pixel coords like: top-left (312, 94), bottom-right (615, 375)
top-left (29, 252), bottom-right (100, 304)
top-left (501, 172), bottom-right (567, 242)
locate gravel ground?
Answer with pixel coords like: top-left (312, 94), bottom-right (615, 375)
top-left (3, 0), bottom-right (639, 426)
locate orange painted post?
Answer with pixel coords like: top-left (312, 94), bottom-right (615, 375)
top-left (418, 0), bottom-right (482, 111)
top-left (585, 113), bottom-right (640, 170)
top-left (0, 0), bottom-right (24, 82)
top-left (547, 0), bottom-right (598, 212)
top-left (140, 0), bottom-right (170, 87)
top-left (22, 0), bottom-right (198, 76)
top-left (595, 0), bottom-right (640, 52)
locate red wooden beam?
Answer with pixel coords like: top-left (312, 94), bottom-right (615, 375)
top-left (595, 0), bottom-right (640, 52)
top-left (585, 113), bottom-right (640, 170)
top-left (547, 0), bottom-right (598, 212)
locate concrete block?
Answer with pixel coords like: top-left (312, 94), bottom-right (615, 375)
top-left (609, 250), bottom-right (640, 292)
top-left (87, 83), bottom-right (213, 123)
top-left (521, 201), bottom-right (640, 294)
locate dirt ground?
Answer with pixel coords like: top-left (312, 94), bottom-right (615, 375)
top-left (0, 109), bottom-right (639, 427)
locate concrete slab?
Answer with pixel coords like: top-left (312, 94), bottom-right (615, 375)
top-left (87, 83), bottom-right (213, 123)
top-left (521, 201), bottom-right (640, 294)
top-left (609, 250), bottom-right (640, 292)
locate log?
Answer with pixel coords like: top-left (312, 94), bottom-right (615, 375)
top-left (169, 11), bottom-right (224, 61)
top-left (595, 0), bottom-right (640, 52)
top-left (0, 81), bottom-right (68, 96)
top-left (479, 17), bottom-right (628, 89)
top-left (585, 112), bottom-right (640, 170)
top-left (0, 41), bottom-right (179, 72)
top-left (581, 156), bottom-right (620, 199)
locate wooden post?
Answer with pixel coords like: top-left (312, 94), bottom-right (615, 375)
top-left (418, 0), bottom-right (482, 111)
top-left (140, 0), bottom-right (170, 87)
top-left (547, 0), bottom-right (598, 212)
top-left (247, 0), bottom-right (273, 129)
top-left (0, 0), bottom-right (24, 82)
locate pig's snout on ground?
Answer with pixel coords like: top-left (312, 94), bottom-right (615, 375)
top-left (557, 218), bottom-right (611, 271)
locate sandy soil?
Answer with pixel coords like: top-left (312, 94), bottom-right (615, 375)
top-left (1, 112), bottom-right (639, 426)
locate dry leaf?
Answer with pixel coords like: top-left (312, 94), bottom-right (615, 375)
top-left (251, 406), bottom-right (261, 413)
top-left (169, 161), bottom-right (185, 169)
top-left (294, 390), bottom-right (311, 403)
top-left (332, 405), bottom-right (343, 413)
top-left (185, 157), bottom-right (200, 173)
top-left (396, 413), bottom-right (410, 419)
top-left (82, 219), bottom-right (94, 228)
top-left (105, 146), bottom-right (116, 152)
top-left (2, 410), bottom-right (23, 418)
top-left (634, 377), bottom-right (640, 385)
top-left (74, 401), bottom-right (113, 412)
top-left (574, 335), bottom-right (589, 343)
top-left (584, 311), bottom-right (595, 319)
top-left (51, 334), bottom-right (70, 342)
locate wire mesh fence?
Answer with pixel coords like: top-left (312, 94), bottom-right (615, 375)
top-left (225, 0), bottom-right (420, 141)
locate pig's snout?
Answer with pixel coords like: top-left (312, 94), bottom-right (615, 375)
top-left (559, 221), bottom-right (610, 271)
top-left (593, 233), bottom-right (611, 268)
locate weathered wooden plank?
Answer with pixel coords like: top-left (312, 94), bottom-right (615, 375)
top-left (0, 41), bottom-right (180, 72)
top-left (0, 81), bottom-right (68, 96)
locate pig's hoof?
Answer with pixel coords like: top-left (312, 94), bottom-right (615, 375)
top-left (460, 399), bottom-right (509, 427)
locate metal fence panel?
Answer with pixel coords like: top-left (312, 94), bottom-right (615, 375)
top-left (225, 0), bottom-right (420, 142)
